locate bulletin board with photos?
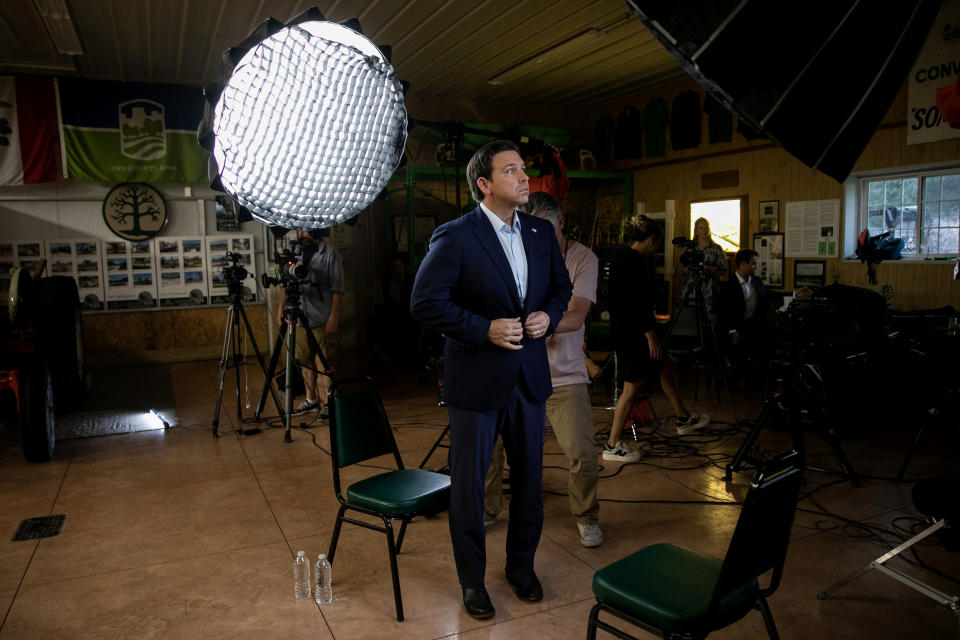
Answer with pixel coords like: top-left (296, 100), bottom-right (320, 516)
top-left (207, 234), bottom-right (257, 305)
top-left (103, 238), bottom-right (158, 310)
top-left (156, 236), bottom-right (208, 307)
top-left (1, 232), bottom-right (259, 312)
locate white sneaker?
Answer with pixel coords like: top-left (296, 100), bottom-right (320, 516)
top-left (578, 522), bottom-right (604, 548)
top-left (676, 413), bottom-right (711, 435)
top-left (293, 399), bottom-right (318, 415)
top-left (484, 514), bottom-right (498, 528)
top-left (602, 441), bottom-right (641, 462)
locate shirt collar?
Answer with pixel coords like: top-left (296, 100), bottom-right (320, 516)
top-left (480, 201), bottom-right (520, 232)
top-left (736, 271), bottom-right (749, 286)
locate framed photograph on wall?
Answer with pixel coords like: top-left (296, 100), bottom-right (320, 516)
top-left (752, 232), bottom-right (784, 289)
top-left (794, 259), bottom-right (826, 288)
top-left (759, 200), bottom-right (779, 232)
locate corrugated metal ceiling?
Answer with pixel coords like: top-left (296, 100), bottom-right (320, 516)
top-left (0, 0), bottom-right (686, 108)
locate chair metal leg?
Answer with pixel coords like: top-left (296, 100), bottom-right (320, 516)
top-left (586, 602), bottom-right (601, 640)
top-left (396, 518), bottom-right (410, 554)
top-left (383, 517), bottom-right (405, 621)
top-left (327, 504), bottom-right (347, 564)
top-left (756, 596), bottom-right (781, 640)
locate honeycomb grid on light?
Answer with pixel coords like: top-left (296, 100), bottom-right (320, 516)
top-left (212, 21), bottom-right (406, 229)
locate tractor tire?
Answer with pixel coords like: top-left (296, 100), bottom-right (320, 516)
top-left (34, 276), bottom-right (85, 410)
top-left (20, 360), bottom-right (55, 462)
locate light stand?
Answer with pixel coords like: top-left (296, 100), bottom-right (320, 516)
top-left (211, 254), bottom-right (283, 437)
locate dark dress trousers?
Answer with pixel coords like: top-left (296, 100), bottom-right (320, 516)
top-left (410, 206), bottom-right (572, 589)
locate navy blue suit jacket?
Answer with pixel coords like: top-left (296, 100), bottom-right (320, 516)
top-left (411, 207), bottom-right (572, 411)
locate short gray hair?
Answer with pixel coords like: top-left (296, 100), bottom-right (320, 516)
top-left (520, 191), bottom-right (561, 220)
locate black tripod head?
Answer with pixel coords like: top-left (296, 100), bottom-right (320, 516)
top-left (219, 251), bottom-right (253, 300)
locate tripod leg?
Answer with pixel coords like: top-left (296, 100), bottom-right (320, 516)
top-left (237, 303), bottom-right (284, 418)
top-left (255, 322), bottom-right (287, 420)
top-left (212, 305), bottom-right (236, 437)
top-left (726, 401), bottom-right (774, 480)
top-left (233, 306), bottom-right (243, 419)
top-left (284, 324), bottom-right (297, 442)
top-left (419, 424), bottom-right (450, 469)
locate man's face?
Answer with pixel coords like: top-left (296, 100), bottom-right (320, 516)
top-left (742, 256), bottom-right (757, 277)
top-left (479, 150), bottom-right (529, 207)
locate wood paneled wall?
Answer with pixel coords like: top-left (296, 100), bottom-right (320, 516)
top-left (589, 78), bottom-right (960, 311)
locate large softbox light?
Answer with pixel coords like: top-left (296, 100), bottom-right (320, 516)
top-left (197, 7), bottom-right (407, 230)
top-left (625, 0), bottom-right (942, 182)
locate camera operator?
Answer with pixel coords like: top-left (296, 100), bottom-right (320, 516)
top-left (716, 249), bottom-right (776, 385)
top-left (679, 217), bottom-right (726, 324)
top-left (276, 228), bottom-right (344, 417)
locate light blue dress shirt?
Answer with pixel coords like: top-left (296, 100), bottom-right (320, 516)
top-left (480, 202), bottom-right (528, 305)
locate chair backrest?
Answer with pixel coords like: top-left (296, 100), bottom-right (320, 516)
top-left (328, 377), bottom-right (401, 470)
top-left (712, 450), bottom-right (803, 604)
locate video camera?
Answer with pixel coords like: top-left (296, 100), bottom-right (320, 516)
top-left (219, 251), bottom-right (249, 284)
top-left (261, 241), bottom-right (310, 289)
top-left (673, 236), bottom-right (706, 269)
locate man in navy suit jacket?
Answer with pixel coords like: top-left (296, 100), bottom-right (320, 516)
top-left (411, 140), bottom-right (572, 619)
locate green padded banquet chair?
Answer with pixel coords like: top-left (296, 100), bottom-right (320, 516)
top-left (587, 450), bottom-right (803, 640)
top-left (326, 377), bottom-right (451, 622)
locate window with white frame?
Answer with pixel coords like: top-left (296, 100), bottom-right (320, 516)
top-left (860, 169), bottom-right (960, 256)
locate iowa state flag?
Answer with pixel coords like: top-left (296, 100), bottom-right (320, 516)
top-left (57, 78), bottom-right (207, 183)
top-left (0, 76), bottom-right (59, 186)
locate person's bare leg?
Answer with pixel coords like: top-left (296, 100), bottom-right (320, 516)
top-left (302, 365), bottom-right (319, 404)
top-left (658, 359), bottom-right (690, 419)
top-left (608, 379), bottom-right (641, 447)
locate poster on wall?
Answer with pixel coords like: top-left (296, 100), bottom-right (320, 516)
top-left (102, 239), bottom-right (158, 310)
top-left (0, 240), bottom-right (46, 308)
top-left (45, 238), bottom-right (106, 311)
top-left (206, 234), bottom-right (257, 305)
top-left (907, 0), bottom-right (960, 145)
top-left (752, 233), bottom-right (784, 289)
top-left (784, 199), bottom-right (839, 258)
top-left (156, 236), bottom-right (208, 307)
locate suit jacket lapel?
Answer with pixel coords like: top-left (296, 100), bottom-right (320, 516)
top-left (470, 208), bottom-right (523, 312)
top-left (520, 217), bottom-right (536, 314)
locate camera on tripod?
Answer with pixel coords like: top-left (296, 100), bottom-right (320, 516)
top-left (673, 236), bottom-right (706, 272)
top-left (261, 242), bottom-right (310, 288)
top-left (220, 251), bottom-right (249, 283)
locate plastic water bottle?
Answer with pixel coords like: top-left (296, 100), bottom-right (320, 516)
top-left (314, 553), bottom-right (333, 604)
top-left (294, 550), bottom-right (311, 600)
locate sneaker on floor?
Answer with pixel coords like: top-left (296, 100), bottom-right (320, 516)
top-left (318, 403), bottom-right (329, 419)
top-left (293, 399), bottom-right (318, 415)
top-left (676, 412), bottom-right (711, 435)
top-left (484, 514), bottom-right (498, 528)
top-left (602, 440), bottom-right (641, 462)
top-left (578, 522), bottom-right (604, 548)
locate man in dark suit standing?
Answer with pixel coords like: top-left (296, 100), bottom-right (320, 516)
top-left (411, 139), bottom-right (572, 619)
top-left (717, 248), bottom-right (773, 380)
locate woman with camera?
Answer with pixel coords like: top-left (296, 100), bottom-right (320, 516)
top-left (679, 217), bottom-right (726, 324)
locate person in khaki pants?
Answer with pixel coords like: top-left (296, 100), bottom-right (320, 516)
top-left (484, 192), bottom-right (604, 548)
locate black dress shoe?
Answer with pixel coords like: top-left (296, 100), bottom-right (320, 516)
top-left (462, 587), bottom-right (495, 619)
top-left (505, 566), bottom-right (543, 602)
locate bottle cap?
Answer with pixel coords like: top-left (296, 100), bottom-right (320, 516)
top-left (318, 553), bottom-right (326, 559)
top-left (297, 550), bottom-right (305, 556)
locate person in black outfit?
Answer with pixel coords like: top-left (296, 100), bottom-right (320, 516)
top-left (716, 249), bottom-right (775, 382)
top-left (604, 217), bottom-right (710, 463)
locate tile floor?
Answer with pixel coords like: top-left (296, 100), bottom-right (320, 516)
top-left (0, 358), bottom-right (958, 639)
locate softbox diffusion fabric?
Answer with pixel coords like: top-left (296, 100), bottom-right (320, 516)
top-left (625, 0), bottom-right (942, 182)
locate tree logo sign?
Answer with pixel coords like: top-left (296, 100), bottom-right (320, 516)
top-left (119, 100), bottom-right (166, 161)
top-left (102, 182), bottom-right (168, 241)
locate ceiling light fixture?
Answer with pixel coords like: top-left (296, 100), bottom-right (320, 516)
top-left (487, 29), bottom-right (605, 86)
top-left (32, 0), bottom-right (83, 56)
